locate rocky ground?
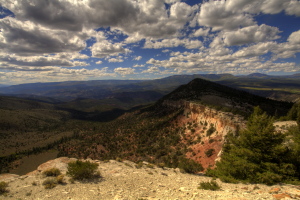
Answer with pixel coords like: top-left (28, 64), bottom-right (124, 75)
top-left (1, 157), bottom-right (300, 200)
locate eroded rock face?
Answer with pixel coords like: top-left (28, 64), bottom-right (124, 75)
top-left (163, 100), bottom-right (246, 169)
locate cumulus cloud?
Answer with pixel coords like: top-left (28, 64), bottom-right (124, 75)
top-left (288, 30), bottom-right (300, 44)
top-left (223, 0), bottom-right (292, 15)
top-left (197, 0), bottom-right (299, 31)
top-left (233, 42), bottom-right (277, 58)
top-left (142, 66), bottom-right (161, 73)
top-left (91, 41), bottom-right (131, 58)
top-left (164, 0), bottom-right (181, 3)
top-left (0, 53), bottom-right (89, 70)
top-left (133, 56), bottom-right (142, 61)
top-left (197, 0), bottom-right (255, 31)
top-left (1, 0), bottom-right (196, 44)
top-left (114, 67), bottom-right (135, 76)
top-left (144, 38), bottom-right (202, 49)
top-left (1, 0), bottom-right (138, 31)
top-left (223, 24), bottom-right (280, 46)
top-left (285, 0), bottom-right (300, 16)
top-left (193, 28), bottom-right (210, 37)
top-left (0, 17), bottom-right (88, 56)
top-left (271, 30), bottom-right (300, 59)
top-left (133, 64), bottom-right (145, 68)
top-left (108, 58), bottom-right (124, 63)
top-left (0, 67), bottom-right (115, 85)
top-left (0, 0), bottom-right (299, 84)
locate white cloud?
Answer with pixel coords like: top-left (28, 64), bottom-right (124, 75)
top-left (95, 61), bottom-right (103, 64)
top-left (114, 67), bottom-right (135, 76)
top-left (170, 2), bottom-right (194, 22)
top-left (108, 58), bottom-right (124, 63)
top-left (0, 53), bottom-right (89, 70)
top-left (91, 41), bottom-right (131, 58)
top-left (225, 0), bottom-right (291, 15)
top-left (288, 30), bottom-right (300, 44)
top-left (133, 64), bottom-right (145, 68)
top-left (145, 39), bottom-right (299, 75)
top-left (223, 24), bottom-right (280, 46)
top-left (1, 0), bottom-right (196, 43)
top-left (0, 17), bottom-right (88, 56)
top-left (142, 66), bottom-right (161, 73)
top-left (144, 38), bottom-right (202, 49)
top-left (233, 42), bottom-right (277, 58)
top-left (0, 0), bottom-right (299, 84)
top-left (133, 56), bottom-right (142, 61)
top-left (193, 28), bottom-right (210, 37)
top-left (197, 0), bottom-right (255, 31)
top-left (285, 0), bottom-right (300, 16)
top-left (197, 0), bottom-right (299, 32)
top-left (271, 30), bottom-right (300, 59)
top-left (0, 67), bottom-right (115, 85)
top-left (164, 0), bottom-right (181, 3)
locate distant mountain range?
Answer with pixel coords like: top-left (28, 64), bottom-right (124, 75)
top-left (0, 84), bottom-right (9, 88)
top-left (0, 73), bottom-right (299, 107)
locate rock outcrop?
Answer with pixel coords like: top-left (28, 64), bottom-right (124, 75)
top-left (1, 157), bottom-right (300, 200)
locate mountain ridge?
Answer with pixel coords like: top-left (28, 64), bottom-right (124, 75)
top-left (1, 73), bottom-right (299, 103)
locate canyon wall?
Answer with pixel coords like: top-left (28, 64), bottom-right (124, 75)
top-left (162, 100), bottom-right (246, 169)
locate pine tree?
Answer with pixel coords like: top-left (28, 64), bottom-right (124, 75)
top-left (208, 107), bottom-right (298, 185)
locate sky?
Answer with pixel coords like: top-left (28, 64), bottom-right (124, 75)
top-left (0, 0), bottom-right (300, 85)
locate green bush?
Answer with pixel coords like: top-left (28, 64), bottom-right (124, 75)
top-left (56, 174), bottom-right (65, 184)
top-left (0, 181), bottom-right (8, 195)
top-left (206, 124), bottom-right (216, 137)
top-left (67, 160), bottom-right (100, 180)
top-left (198, 180), bottom-right (221, 191)
top-left (205, 149), bottom-right (215, 157)
top-left (178, 157), bottom-right (203, 173)
top-left (42, 178), bottom-right (57, 189)
top-left (146, 163), bottom-right (154, 168)
top-left (42, 168), bottom-right (61, 177)
top-left (135, 162), bottom-right (143, 169)
top-left (157, 162), bottom-right (165, 168)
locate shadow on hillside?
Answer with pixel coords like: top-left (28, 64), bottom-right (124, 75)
top-left (58, 104), bottom-right (147, 122)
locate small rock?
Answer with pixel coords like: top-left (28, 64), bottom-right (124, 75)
top-left (179, 187), bottom-right (189, 192)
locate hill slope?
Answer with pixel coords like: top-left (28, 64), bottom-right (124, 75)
top-left (158, 78), bottom-right (292, 117)
top-left (56, 78), bottom-right (293, 171)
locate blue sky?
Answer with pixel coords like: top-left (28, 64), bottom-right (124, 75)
top-left (0, 0), bottom-right (300, 85)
